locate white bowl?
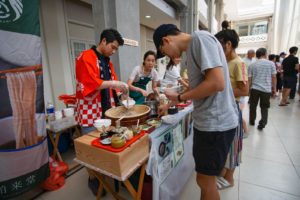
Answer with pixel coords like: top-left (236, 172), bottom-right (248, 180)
top-left (93, 119), bottom-right (111, 131)
top-left (122, 99), bottom-right (136, 109)
top-left (63, 108), bottom-right (74, 117)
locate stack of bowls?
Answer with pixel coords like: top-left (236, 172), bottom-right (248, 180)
top-left (63, 108), bottom-right (74, 117)
top-left (55, 111), bottom-right (63, 120)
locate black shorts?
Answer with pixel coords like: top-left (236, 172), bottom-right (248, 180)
top-left (193, 127), bottom-right (236, 176)
top-left (283, 76), bottom-right (297, 89)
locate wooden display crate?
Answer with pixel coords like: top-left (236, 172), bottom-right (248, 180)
top-left (74, 132), bottom-right (149, 178)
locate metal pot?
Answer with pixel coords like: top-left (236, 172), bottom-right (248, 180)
top-left (143, 100), bottom-right (159, 118)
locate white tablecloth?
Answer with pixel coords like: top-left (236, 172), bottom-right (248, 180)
top-left (146, 105), bottom-right (195, 200)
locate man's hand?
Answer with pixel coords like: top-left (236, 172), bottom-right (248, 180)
top-left (158, 104), bottom-right (169, 116)
top-left (111, 81), bottom-right (129, 94)
top-left (165, 89), bottom-right (179, 102)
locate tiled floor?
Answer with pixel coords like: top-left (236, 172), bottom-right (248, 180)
top-left (179, 97), bottom-right (300, 200)
top-left (36, 96), bottom-right (300, 200)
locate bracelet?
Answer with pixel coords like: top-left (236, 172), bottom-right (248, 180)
top-left (177, 94), bottom-right (182, 102)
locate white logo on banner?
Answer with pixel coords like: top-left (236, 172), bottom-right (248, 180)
top-left (0, 0), bottom-right (23, 23)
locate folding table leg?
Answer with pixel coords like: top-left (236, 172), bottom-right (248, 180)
top-left (123, 162), bottom-right (146, 200)
top-left (136, 163), bottom-right (146, 199)
top-left (87, 169), bottom-right (125, 200)
top-left (48, 132), bottom-right (63, 162)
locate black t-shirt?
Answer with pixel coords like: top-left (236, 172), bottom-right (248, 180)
top-left (282, 55), bottom-right (299, 77)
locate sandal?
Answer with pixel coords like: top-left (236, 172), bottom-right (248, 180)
top-left (217, 177), bottom-right (232, 190)
top-left (278, 103), bottom-right (287, 106)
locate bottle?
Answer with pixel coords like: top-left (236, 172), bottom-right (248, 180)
top-left (46, 102), bottom-right (55, 121)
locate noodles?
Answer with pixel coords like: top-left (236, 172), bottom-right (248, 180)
top-left (6, 71), bottom-right (37, 149)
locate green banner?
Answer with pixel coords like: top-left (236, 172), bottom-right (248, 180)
top-left (0, 0), bottom-right (40, 36)
top-left (0, 163), bottom-right (49, 199)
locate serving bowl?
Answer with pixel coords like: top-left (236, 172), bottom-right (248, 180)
top-left (93, 119), bottom-right (112, 131)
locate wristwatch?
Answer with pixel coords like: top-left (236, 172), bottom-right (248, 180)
top-left (177, 94), bottom-right (182, 102)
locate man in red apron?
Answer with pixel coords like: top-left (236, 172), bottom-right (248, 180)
top-left (75, 29), bottom-right (128, 196)
top-left (76, 28), bottom-right (128, 134)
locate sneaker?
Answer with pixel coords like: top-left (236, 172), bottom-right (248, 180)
top-left (257, 124), bottom-right (264, 130)
top-left (249, 122), bottom-right (255, 126)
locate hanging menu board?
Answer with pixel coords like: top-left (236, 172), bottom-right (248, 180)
top-left (155, 122), bottom-right (184, 184)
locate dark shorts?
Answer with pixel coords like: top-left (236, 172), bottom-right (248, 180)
top-left (283, 76), bottom-right (297, 89)
top-left (193, 127), bottom-right (236, 176)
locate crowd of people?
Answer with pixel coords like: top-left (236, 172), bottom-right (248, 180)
top-left (74, 22), bottom-right (299, 200)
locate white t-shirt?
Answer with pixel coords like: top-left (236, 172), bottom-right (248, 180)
top-left (160, 65), bottom-right (181, 87)
top-left (129, 66), bottom-right (158, 82)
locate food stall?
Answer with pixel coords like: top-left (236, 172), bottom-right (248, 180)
top-left (73, 102), bottom-right (194, 200)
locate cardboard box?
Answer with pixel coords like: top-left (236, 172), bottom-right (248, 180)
top-left (74, 132), bottom-right (149, 178)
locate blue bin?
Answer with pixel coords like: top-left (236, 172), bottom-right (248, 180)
top-left (47, 131), bottom-right (71, 155)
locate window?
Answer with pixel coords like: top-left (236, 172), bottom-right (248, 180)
top-left (238, 25), bottom-right (249, 36)
top-left (250, 22), bottom-right (268, 35)
top-left (236, 21), bottom-right (268, 37)
top-left (73, 42), bottom-right (86, 60)
top-left (69, 39), bottom-right (95, 86)
top-left (70, 40), bottom-right (94, 63)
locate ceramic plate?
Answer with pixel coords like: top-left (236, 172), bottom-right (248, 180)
top-left (100, 138), bottom-right (111, 145)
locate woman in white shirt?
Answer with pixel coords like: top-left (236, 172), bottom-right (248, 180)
top-left (128, 50), bottom-right (159, 104)
top-left (160, 58), bottom-right (189, 90)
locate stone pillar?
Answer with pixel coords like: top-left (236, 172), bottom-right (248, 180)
top-left (215, 0), bottom-right (225, 31)
top-left (91, 0), bottom-right (140, 82)
top-left (179, 0), bottom-right (198, 34)
top-left (179, 0), bottom-right (197, 70)
top-left (207, 0), bottom-right (213, 32)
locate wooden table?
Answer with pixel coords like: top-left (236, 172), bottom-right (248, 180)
top-left (74, 155), bottom-right (148, 200)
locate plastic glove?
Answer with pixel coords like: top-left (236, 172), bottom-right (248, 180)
top-left (120, 93), bottom-right (130, 101)
top-left (141, 90), bottom-right (148, 97)
top-left (111, 80), bottom-right (129, 94)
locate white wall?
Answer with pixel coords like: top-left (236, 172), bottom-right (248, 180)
top-left (40, 0), bottom-right (96, 110)
top-left (65, 0), bottom-right (93, 24)
top-left (272, 0), bottom-right (300, 56)
top-left (40, 0), bottom-right (74, 110)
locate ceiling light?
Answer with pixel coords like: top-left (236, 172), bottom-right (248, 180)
top-left (145, 15), bottom-right (151, 19)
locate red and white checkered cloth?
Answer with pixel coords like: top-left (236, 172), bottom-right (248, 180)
top-left (76, 97), bottom-right (116, 127)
